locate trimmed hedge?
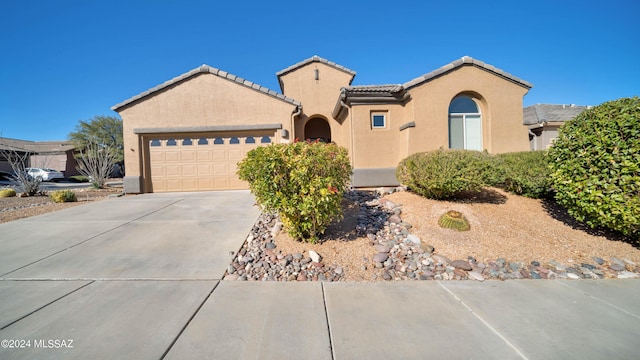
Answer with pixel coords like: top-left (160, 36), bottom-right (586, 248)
top-left (492, 151), bottom-right (552, 198)
top-left (237, 141), bottom-right (352, 243)
top-left (548, 97), bottom-right (640, 237)
top-left (396, 149), bottom-right (495, 199)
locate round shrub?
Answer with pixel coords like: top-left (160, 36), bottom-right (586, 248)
top-left (0, 188), bottom-right (17, 198)
top-left (492, 151), bottom-right (552, 199)
top-left (50, 190), bottom-right (77, 203)
top-left (548, 97), bottom-right (640, 237)
top-left (396, 149), bottom-right (495, 199)
top-left (237, 141), bottom-right (352, 243)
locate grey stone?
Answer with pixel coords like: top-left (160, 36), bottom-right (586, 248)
top-left (309, 250), bottom-right (321, 263)
top-left (567, 273), bottom-right (581, 280)
top-left (592, 257), bottom-right (605, 265)
top-left (617, 271), bottom-right (639, 279)
top-left (388, 214), bottom-right (402, 224)
top-left (451, 260), bottom-right (472, 271)
top-left (468, 271), bottom-right (485, 281)
top-left (432, 254), bottom-right (451, 265)
top-left (373, 253), bottom-right (389, 263)
top-left (406, 234), bottom-right (421, 245)
top-left (382, 271), bottom-right (392, 281)
top-left (610, 264), bottom-right (625, 271)
top-left (610, 257), bottom-right (625, 267)
top-left (374, 245), bottom-right (390, 253)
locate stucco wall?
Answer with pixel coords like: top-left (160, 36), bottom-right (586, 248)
top-left (406, 65), bottom-right (530, 156)
top-left (117, 72), bottom-right (297, 189)
top-left (279, 62), bottom-right (353, 146)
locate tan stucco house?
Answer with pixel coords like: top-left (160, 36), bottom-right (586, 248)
top-left (112, 55), bottom-right (532, 193)
top-left (0, 137), bottom-right (78, 176)
top-left (524, 104), bottom-right (589, 150)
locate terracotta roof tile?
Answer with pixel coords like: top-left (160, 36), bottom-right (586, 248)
top-left (112, 65), bottom-right (300, 111)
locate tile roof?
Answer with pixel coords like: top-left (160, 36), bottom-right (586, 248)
top-left (276, 55), bottom-right (356, 92)
top-left (523, 104), bottom-right (590, 125)
top-left (0, 137), bottom-right (74, 153)
top-left (345, 84), bottom-right (404, 93)
top-left (112, 65), bottom-right (300, 112)
top-left (403, 56), bottom-right (533, 90)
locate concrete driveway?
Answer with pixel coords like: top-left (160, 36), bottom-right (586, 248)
top-left (1, 191), bottom-right (640, 359)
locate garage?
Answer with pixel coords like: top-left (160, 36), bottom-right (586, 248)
top-left (146, 131), bottom-right (274, 192)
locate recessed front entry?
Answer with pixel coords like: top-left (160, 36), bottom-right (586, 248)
top-left (304, 117), bottom-right (331, 142)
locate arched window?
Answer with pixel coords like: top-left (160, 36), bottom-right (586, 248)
top-left (245, 136), bottom-right (256, 144)
top-left (260, 136), bottom-right (271, 144)
top-left (230, 137), bottom-right (240, 144)
top-left (150, 139), bottom-right (161, 147)
top-left (449, 96), bottom-right (482, 151)
top-left (198, 138), bottom-right (208, 145)
top-left (213, 137), bottom-right (224, 145)
top-left (182, 138), bottom-right (193, 146)
top-left (166, 138), bottom-right (177, 146)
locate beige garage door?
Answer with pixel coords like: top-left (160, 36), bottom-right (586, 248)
top-left (147, 132), bottom-right (274, 192)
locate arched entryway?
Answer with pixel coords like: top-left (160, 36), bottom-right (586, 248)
top-left (448, 95), bottom-right (482, 151)
top-left (304, 117), bottom-right (331, 142)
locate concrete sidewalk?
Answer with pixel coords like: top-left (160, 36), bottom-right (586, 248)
top-left (1, 191), bottom-right (639, 359)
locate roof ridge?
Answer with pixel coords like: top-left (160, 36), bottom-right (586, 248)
top-left (403, 56), bottom-right (533, 90)
top-left (112, 64), bottom-right (300, 111)
top-left (276, 55), bottom-right (357, 78)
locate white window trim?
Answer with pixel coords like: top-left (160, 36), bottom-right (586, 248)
top-left (371, 112), bottom-right (388, 129)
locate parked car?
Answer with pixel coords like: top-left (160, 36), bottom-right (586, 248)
top-left (25, 168), bottom-right (64, 182)
top-left (0, 170), bottom-right (16, 181)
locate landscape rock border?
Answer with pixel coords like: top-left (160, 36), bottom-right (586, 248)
top-left (224, 189), bottom-right (640, 281)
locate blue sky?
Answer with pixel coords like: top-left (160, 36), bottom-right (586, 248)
top-left (1, 0), bottom-right (638, 141)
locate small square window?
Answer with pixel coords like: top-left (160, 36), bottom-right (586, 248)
top-left (371, 113), bottom-right (386, 128)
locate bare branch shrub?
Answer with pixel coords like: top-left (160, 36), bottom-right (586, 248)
top-left (75, 139), bottom-right (117, 189)
top-left (0, 147), bottom-right (41, 196)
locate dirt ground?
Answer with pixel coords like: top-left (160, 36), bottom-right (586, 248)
top-left (274, 188), bottom-right (640, 280)
top-left (0, 186), bottom-right (122, 223)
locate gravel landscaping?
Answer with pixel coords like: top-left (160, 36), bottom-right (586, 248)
top-left (225, 188), bottom-right (640, 282)
top-left (0, 186), bottom-right (123, 223)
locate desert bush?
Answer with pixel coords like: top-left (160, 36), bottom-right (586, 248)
top-left (0, 188), bottom-right (17, 198)
top-left (492, 151), bottom-right (552, 198)
top-left (396, 149), bottom-right (495, 199)
top-left (50, 190), bottom-right (77, 203)
top-left (548, 97), bottom-right (640, 238)
top-left (69, 175), bottom-right (90, 183)
top-left (237, 141), bottom-right (352, 243)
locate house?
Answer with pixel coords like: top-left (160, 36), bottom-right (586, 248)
top-left (112, 56), bottom-right (532, 193)
top-left (524, 104), bottom-right (590, 150)
top-left (0, 137), bottom-right (79, 176)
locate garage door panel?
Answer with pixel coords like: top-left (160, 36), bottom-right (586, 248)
top-left (181, 164), bottom-right (197, 176)
top-left (197, 150), bottom-right (212, 161)
top-left (147, 132), bottom-right (274, 192)
top-left (181, 150), bottom-right (196, 162)
top-left (164, 151), bottom-right (180, 162)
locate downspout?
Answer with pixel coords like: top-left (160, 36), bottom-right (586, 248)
top-left (290, 105), bottom-right (302, 143)
top-left (528, 129), bottom-right (537, 151)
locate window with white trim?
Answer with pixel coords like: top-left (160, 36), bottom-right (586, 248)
top-left (448, 96), bottom-right (482, 151)
top-left (371, 111), bottom-right (387, 129)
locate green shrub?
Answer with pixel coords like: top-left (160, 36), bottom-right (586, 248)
top-left (492, 151), bottom-right (552, 198)
top-left (396, 149), bottom-right (495, 199)
top-left (548, 97), bottom-right (640, 238)
top-left (0, 188), bottom-right (17, 198)
top-left (69, 175), bottom-right (89, 183)
top-left (50, 190), bottom-right (77, 203)
top-left (237, 141), bottom-right (352, 243)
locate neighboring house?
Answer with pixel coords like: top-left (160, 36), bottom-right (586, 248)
top-left (524, 104), bottom-right (590, 150)
top-left (0, 137), bottom-right (79, 176)
top-left (112, 55), bottom-right (532, 193)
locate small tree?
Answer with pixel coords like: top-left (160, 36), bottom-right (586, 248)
top-left (75, 139), bottom-right (118, 189)
top-left (0, 146), bottom-right (41, 196)
top-left (68, 115), bottom-right (124, 170)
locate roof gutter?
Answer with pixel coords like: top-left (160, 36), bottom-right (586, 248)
top-left (332, 88), bottom-right (349, 122)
